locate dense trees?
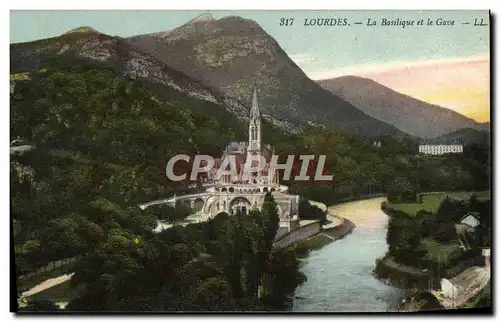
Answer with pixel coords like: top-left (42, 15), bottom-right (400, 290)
top-left (278, 125), bottom-right (489, 205)
top-left (64, 193), bottom-right (304, 311)
top-left (386, 215), bottom-right (423, 263)
top-left (298, 200), bottom-right (327, 222)
top-left (11, 64), bottom-right (245, 280)
top-left (387, 177), bottom-right (415, 203)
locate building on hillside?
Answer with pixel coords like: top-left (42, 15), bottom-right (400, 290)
top-left (481, 248), bottom-right (490, 268)
top-left (418, 144), bottom-right (463, 155)
top-left (439, 265), bottom-right (490, 301)
top-left (460, 212), bottom-right (480, 229)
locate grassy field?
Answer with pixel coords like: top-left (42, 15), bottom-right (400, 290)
top-left (10, 72), bottom-right (31, 81)
top-left (420, 238), bottom-right (462, 268)
top-left (388, 191), bottom-right (490, 217)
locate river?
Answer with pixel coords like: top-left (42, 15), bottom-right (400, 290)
top-left (292, 197), bottom-right (408, 312)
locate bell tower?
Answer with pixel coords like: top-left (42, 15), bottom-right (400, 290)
top-left (248, 88), bottom-right (262, 152)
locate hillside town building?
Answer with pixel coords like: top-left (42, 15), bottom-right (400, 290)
top-left (418, 144), bottom-right (463, 155)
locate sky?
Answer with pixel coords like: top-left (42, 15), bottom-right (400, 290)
top-left (10, 10), bottom-right (490, 122)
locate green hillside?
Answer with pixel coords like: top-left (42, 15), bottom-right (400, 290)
top-left (11, 63), bottom-right (306, 311)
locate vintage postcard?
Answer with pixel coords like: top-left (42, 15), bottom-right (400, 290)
top-left (10, 10), bottom-right (491, 313)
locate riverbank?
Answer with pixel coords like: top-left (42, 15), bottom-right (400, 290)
top-left (374, 252), bottom-right (482, 290)
top-left (376, 200), bottom-right (454, 289)
top-left (293, 217), bottom-right (355, 257)
top-left (292, 197), bottom-right (406, 312)
top-left (323, 216), bottom-right (355, 241)
top-left (375, 193), bottom-right (492, 312)
top-left (283, 199), bottom-right (357, 259)
top-left (396, 265), bottom-right (491, 312)
top-left (374, 255), bottom-right (433, 290)
top-left (309, 198), bottom-right (356, 240)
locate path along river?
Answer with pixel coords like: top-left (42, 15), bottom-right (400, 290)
top-left (292, 197), bottom-right (408, 312)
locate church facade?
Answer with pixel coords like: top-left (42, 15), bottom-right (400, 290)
top-left (141, 89), bottom-right (301, 228)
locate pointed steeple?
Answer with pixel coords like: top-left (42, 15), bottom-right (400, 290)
top-left (250, 87), bottom-right (260, 119)
top-left (248, 87), bottom-right (262, 151)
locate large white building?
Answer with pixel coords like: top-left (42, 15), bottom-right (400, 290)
top-left (419, 144), bottom-right (463, 155)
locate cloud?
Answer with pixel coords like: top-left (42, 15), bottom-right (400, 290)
top-left (289, 53), bottom-right (318, 65)
top-left (307, 53), bottom-right (490, 80)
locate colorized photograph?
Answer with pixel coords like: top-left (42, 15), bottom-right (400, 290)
top-left (10, 10), bottom-right (491, 313)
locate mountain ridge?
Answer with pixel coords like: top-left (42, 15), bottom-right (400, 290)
top-left (318, 75), bottom-right (482, 138)
top-left (125, 15), bottom-right (402, 138)
top-left (424, 127), bottom-right (490, 146)
top-left (10, 29), bottom-right (303, 133)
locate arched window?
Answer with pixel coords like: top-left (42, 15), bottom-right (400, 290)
top-left (229, 187), bottom-right (235, 193)
top-left (251, 127), bottom-right (257, 141)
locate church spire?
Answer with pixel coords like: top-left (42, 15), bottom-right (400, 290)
top-left (248, 87), bottom-right (261, 151)
top-left (250, 87), bottom-right (260, 119)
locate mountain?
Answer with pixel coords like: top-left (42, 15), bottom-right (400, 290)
top-left (10, 32), bottom-right (216, 103)
top-left (477, 122), bottom-right (490, 132)
top-left (425, 128), bottom-right (490, 146)
top-left (126, 15), bottom-right (401, 138)
top-left (64, 26), bottom-right (101, 35)
top-left (318, 76), bottom-right (481, 138)
top-left (10, 29), bottom-right (303, 132)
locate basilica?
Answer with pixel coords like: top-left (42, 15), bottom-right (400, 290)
top-left (197, 88), bottom-right (300, 219)
top-left (141, 89), bottom-right (301, 228)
